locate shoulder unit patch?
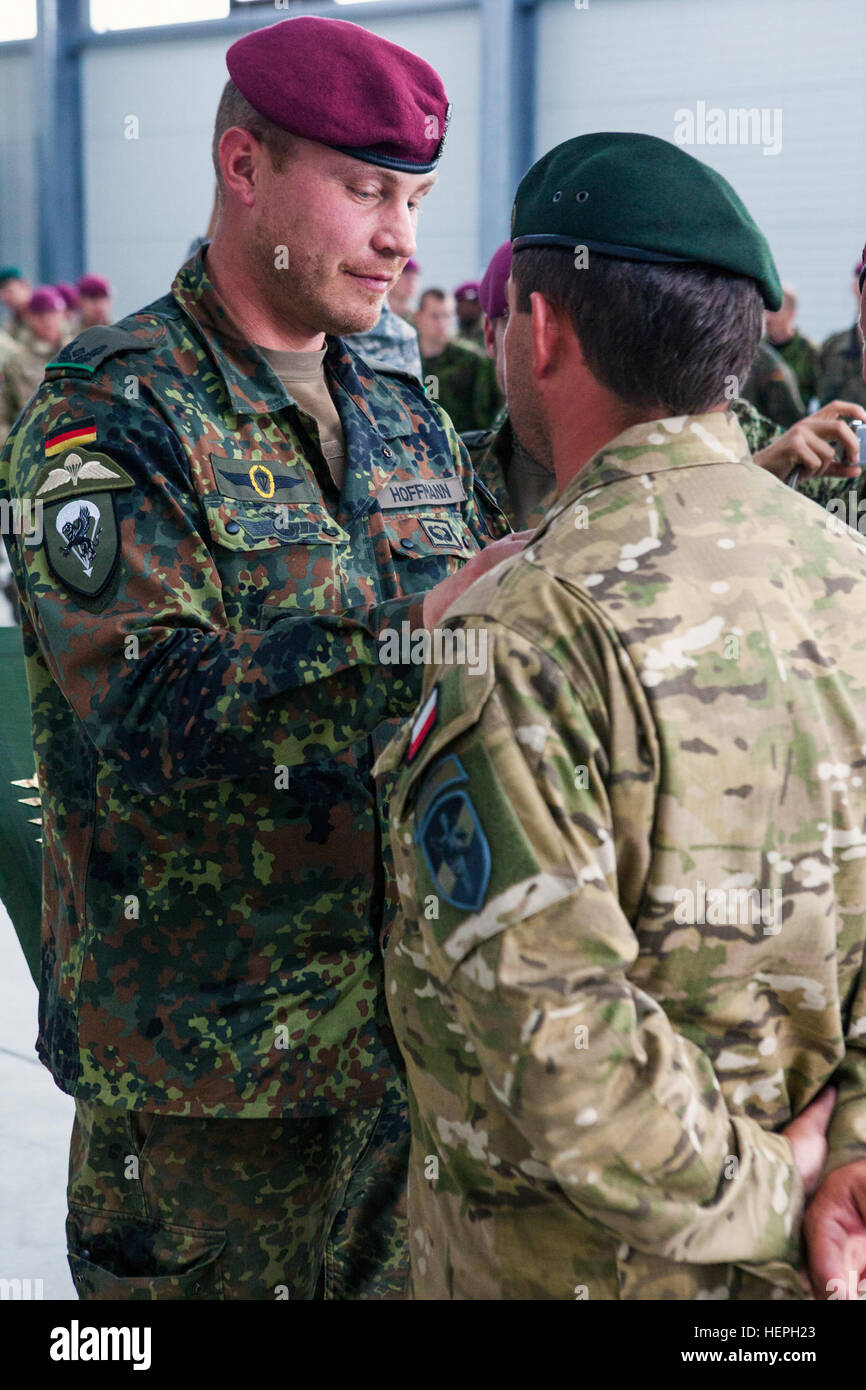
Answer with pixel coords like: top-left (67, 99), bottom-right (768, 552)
top-left (33, 451), bottom-right (134, 598)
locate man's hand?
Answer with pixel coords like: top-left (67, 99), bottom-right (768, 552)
top-left (782, 1085), bottom-right (836, 1196)
top-left (754, 401), bottom-right (866, 480)
top-left (422, 531), bottom-right (533, 630)
top-left (804, 1160), bottom-right (866, 1300)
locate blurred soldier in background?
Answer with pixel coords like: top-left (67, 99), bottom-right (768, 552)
top-left (765, 285), bottom-right (819, 407)
top-left (818, 261), bottom-right (866, 410)
top-left (741, 335), bottom-right (805, 427)
top-left (454, 280), bottom-right (484, 348)
top-left (387, 257), bottom-right (421, 322)
top-left (55, 282), bottom-right (82, 337)
top-left (416, 287), bottom-right (502, 432)
top-left (0, 286), bottom-right (67, 448)
top-left (0, 268), bottom-right (32, 343)
top-left (461, 240), bottom-right (556, 529)
top-left (76, 273), bottom-right (113, 329)
top-left (344, 299), bottom-right (423, 379)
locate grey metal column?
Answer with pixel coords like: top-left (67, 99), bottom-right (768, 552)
top-left (33, 0), bottom-right (86, 283)
top-left (479, 0), bottom-right (536, 273)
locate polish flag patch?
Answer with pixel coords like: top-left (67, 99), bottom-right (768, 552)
top-left (407, 687), bottom-right (439, 763)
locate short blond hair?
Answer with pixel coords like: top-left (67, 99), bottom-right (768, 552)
top-left (211, 79), bottom-right (298, 191)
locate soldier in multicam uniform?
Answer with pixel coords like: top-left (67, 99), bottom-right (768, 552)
top-left (463, 242), bottom-right (865, 531)
top-left (377, 132), bottom-right (866, 1301)
top-left (0, 15), bottom-right (515, 1301)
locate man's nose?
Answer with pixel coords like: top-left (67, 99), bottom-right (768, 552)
top-left (372, 202), bottom-right (416, 261)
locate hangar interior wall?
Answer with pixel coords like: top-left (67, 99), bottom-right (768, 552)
top-left (536, 0), bottom-right (866, 342)
top-left (0, 49), bottom-right (37, 284)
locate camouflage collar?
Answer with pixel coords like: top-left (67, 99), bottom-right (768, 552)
top-left (549, 411), bottom-right (750, 524)
top-left (171, 246), bottom-right (412, 437)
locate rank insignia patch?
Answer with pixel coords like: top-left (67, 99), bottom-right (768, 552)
top-left (419, 516), bottom-right (463, 551)
top-left (418, 767), bottom-right (491, 912)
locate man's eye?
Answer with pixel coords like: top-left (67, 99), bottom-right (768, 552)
top-left (351, 188), bottom-right (378, 201)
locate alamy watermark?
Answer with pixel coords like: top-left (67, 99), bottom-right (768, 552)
top-left (674, 102), bottom-right (782, 157)
top-left (0, 498), bottom-right (42, 543)
top-left (673, 879), bottom-right (783, 934)
top-left (379, 621), bottom-right (488, 676)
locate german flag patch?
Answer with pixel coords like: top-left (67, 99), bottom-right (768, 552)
top-left (45, 420), bottom-right (97, 458)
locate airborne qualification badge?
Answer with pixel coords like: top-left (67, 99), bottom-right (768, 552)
top-left (417, 755), bottom-right (491, 912)
top-left (33, 450), bottom-right (134, 598)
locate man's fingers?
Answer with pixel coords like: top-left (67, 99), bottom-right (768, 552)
top-left (826, 462), bottom-right (863, 478)
top-left (807, 417), bottom-right (861, 462)
top-left (808, 1085), bottom-right (837, 1130)
top-left (814, 400), bottom-right (866, 423)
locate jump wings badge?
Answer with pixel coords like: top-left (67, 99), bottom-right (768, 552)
top-left (33, 448), bottom-right (134, 598)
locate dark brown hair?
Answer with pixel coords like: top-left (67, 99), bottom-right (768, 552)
top-left (512, 247), bottom-right (763, 414)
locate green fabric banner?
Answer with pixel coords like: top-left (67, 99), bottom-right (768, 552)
top-left (0, 625), bottom-right (41, 987)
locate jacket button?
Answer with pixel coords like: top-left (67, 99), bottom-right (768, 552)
top-left (225, 520), bottom-right (241, 534)
top-left (401, 538), bottom-right (415, 550)
top-left (322, 526), bottom-right (340, 539)
top-left (382, 446), bottom-right (393, 458)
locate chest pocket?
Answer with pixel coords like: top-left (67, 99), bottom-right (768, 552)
top-left (383, 510), bottom-right (480, 592)
top-left (202, 493), bottom-right (349, 622)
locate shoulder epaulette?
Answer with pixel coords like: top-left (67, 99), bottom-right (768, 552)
top-left (44, 318), bottom-right (166, 381)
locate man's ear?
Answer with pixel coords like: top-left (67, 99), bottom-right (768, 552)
top-left (218, 127), bottom-right (262, 209)
top-left (529, 290), bottom-right (562, 378)
top-left (482, 315), bottom-right (496, 361)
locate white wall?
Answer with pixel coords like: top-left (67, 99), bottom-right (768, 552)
top-left (80, 7), bottom-right (480, 320)
top-left (0, 49), bottom-right (37, 286)
top-left (536, 0), bottom-right (866, 344)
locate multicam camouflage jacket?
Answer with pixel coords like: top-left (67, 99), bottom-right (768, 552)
top-left (377, 412), bottom-right (866, 1300)
top-left (0, 247), bottom-right (507, 1118)
top-left (462, 397), bottom-right (783, 532)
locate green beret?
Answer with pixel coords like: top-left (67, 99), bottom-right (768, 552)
top-left (0, 266), bottom-right (23, 285)
top-left (511, 132), bottom-right (782, 310)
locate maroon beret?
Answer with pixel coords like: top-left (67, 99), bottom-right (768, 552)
top-left (77, 274), bottom-right (112, 299)
top-left (28, 286), bottom-right (66, 314)
top-left (479, 241), bottom-right (512, 320)
top-left (403, 258), bottom-right (421, 275)
top-left (55, 282), bottom-right (81, 311)
top-left (454, 281), bottom-right (480, 303)
top-left (227, 17), bottom-right (450, 174)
